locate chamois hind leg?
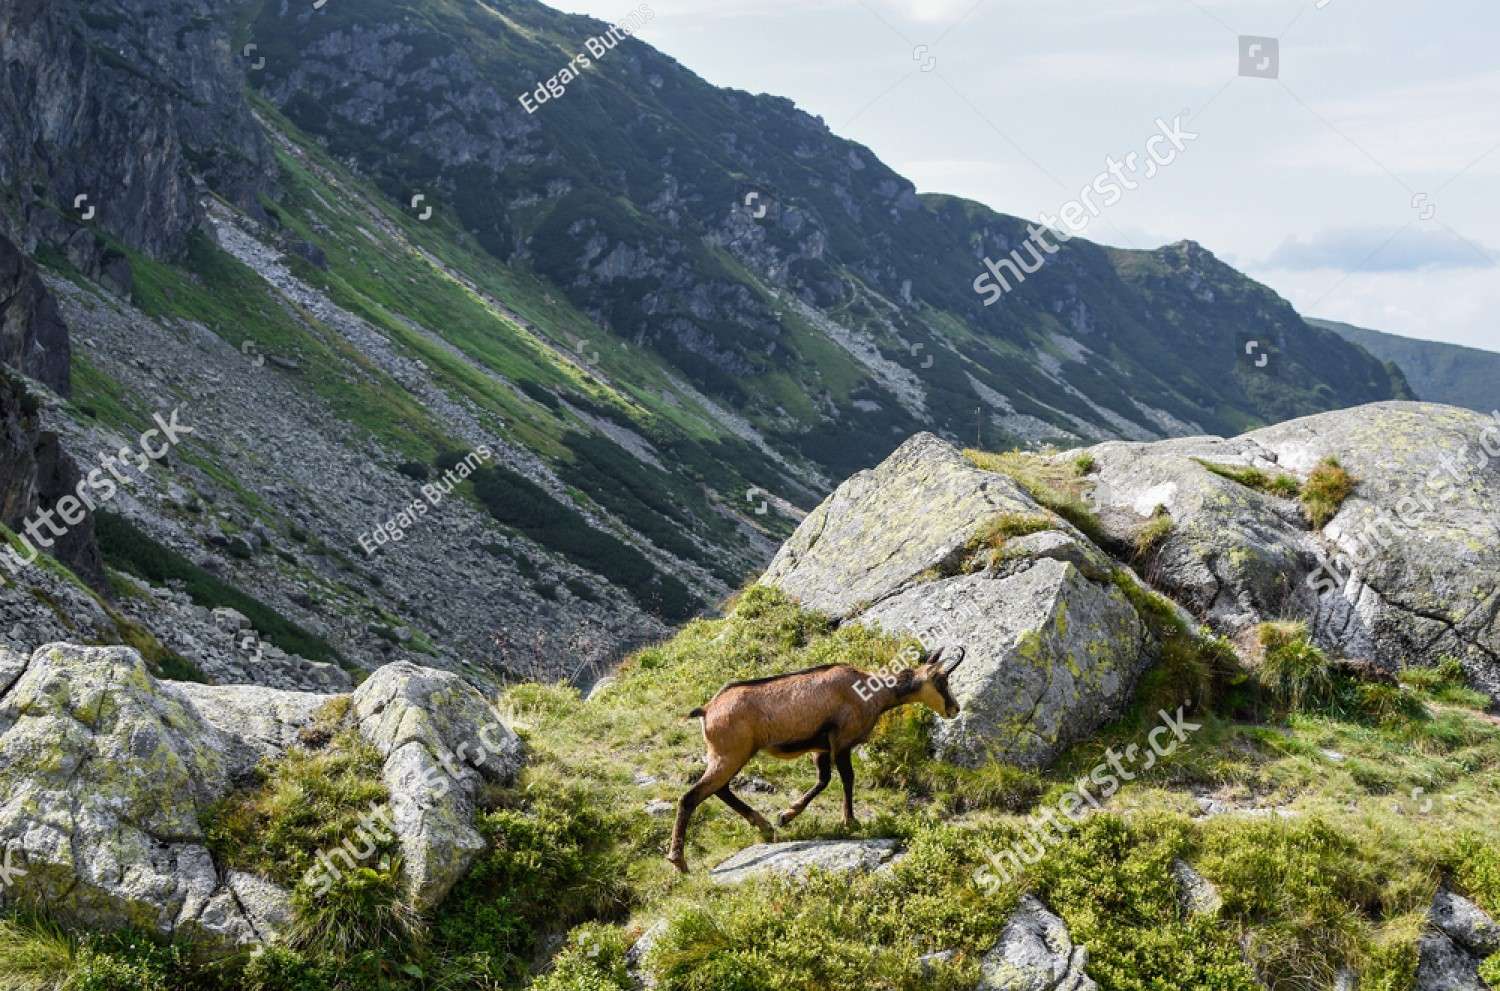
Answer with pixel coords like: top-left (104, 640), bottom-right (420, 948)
top-left (667, 757), bottom-right (739, 873)
top-left (777, 750), bottom-right (832, 826)
top-left (835, 749), bottom-right (859, 827)
top-left (715, 785), bottom-right (776, 841)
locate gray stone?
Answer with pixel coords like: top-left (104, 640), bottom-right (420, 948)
top-left (0, 643), bottom-right (293, 948)
top-left (0, 644), bottom-right (524, 946)
top-left (762, 432), bottom-right (1043, 617)
top-left (708, 839), bottom-right (901, 885)
top-left (1415, 886), bottom-right (1499, 991)
top-left (1070, 403), bottom-right (1500, 699)
top-left (350, 661), bottom-right (524, 910)
top-left (1171, 859), bottom-right (1222, 916)
top-left (977, 895), bottom-right (1097, 991)
top-left (1431, 886), bottom-right (1500, 955)
top-left (860, 560), bottom-right (1150, 769)
top-left (626, 919), bottom-right (669, 989)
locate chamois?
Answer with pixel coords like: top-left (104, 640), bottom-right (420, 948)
top-left (666, 645), bottom-right (967, 873)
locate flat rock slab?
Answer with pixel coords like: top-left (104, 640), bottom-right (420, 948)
top-left (708, 839), bottom-right (901, 885)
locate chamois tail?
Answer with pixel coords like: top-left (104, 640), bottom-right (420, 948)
top-left (686, 707), bottom-right (706, 719)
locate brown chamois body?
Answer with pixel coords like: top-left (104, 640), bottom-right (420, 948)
top-left (666, 646), bottom-right (966, 873)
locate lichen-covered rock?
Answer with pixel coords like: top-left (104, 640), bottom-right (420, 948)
top-left (350, 661), bottom-right (523, 910)
top-left (977, 895), bottom-right (1097, 991)
top-left (1416, 886), bottom-right (1500, 991)
top-left (1071, 403), bottom-right (1500, 698)
top-left (0, 643), bottom-right (316, 947)
top-left (1171, 859), bottom-right (1222, 916)
top-left (762, 433), bottom-right (1151, 768)
top-left (0, 644), bottom-right (522, 946)
top-left (707, 839), bottom-right (901, 885)
top-left (860, 560), bottom-right (1150, 769)
top-left (761, 432), bottom-right (1041, 617)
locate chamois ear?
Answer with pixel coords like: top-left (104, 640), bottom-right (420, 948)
top-left (924, 645), bottom-right (944, 668)
top-left (940, 646), bottom-right (967, 674)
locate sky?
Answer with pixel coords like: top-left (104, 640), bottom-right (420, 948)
top-left (550, 0), bottom-right (1499, 353)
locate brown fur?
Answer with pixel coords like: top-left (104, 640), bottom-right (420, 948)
top-left (665, 647), bottom-right (965, 872)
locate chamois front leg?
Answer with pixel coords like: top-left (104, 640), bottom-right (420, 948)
top-left (778, 750), bottom-right (832, 826)
top-left (835, 749), bottom-right (859, 828)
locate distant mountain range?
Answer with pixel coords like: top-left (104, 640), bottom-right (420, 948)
top-left (0, 0), bottom-right (1415, 682)
top-left (1312, 319), bottom-right (1497, 413)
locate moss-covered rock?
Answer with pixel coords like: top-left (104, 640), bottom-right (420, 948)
top-left (0, 644), bottom-right (522, 949)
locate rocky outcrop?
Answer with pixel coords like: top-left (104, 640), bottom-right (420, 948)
top-left (1075, 403), bottom-right (1500, 698)
top-left (977, 895), bottom-right (1097, 991)
top-left (0, 234), bottom-right (70, 394)
top-left (762, 433), bottom-right (1042, 617)
top-left (1416, 886), bottom-right (1499, 991)
top-left (764, 432), bottom-right (1152, 768)
top-left (0, 644), bottom-right (520, 947)
top-left (707, 839), bottom-right (901, 885)
top-left (0, 369), bottom-right (102, 586)
top-left (0, 0), bottom-right (272, 258)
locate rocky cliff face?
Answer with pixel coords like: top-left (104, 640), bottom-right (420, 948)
top-left (0, 0), bottom-right (273, 258)
top-left (0, 234), bottom-right (70, 393)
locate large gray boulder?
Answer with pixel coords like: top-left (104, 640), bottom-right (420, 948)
top-left (0, 643), bottom-right (316, 947)
top-left (1073, 403), bottom-right (1500, 697)
top-left (762, 432), bottom-right (1150, 768)
top-left (977, 895), bottom-right (1097, 991)
top-left (761, 432), bottom-right (1042, 617)
top-left (0, 644), bottom-right (520, 947)
top-left (860, 560), bottom-right (1150, 768)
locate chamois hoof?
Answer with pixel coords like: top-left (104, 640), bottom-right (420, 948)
top-left (776, 809), bottom-right (798, 827)
top-left (666, 851), bottom-right (690, 874)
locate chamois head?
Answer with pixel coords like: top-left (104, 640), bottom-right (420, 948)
top-left (907, 646), bottom-right (967, 718)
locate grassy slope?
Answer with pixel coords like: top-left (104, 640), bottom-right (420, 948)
top-left (9, 580), bottom-right (1500, 991)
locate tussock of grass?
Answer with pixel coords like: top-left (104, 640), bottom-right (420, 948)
top-left (1195, 460), bottom-right (1302, 499)
top-left (1133, 511), bottom-right (1174, 562)
top-left (0, 914), bottom-right (75, 991)
top-left (963, 449), bottom-right (1107, 548)
top-left (1399, 657), bottom-right (1489, 708)
top-left (952, 512), bottom-right (1055, 574)
top-left (1258, 621), bottom-right (1336, 714)
top-left (1072, 453), bottom-right (1097, 476)
top-left (1302, 457), bottom-right (1357, 528)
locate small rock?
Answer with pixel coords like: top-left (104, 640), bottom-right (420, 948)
top-left (1171, 859), bottom-right (1222, 916)
top-left (977, 894), bottom-right (1097, 991)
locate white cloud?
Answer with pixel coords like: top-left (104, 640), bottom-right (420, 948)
top-left (1264, 226), bottom-right (1495, 272)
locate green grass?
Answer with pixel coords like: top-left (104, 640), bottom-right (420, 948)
top-left (962, 449), bottom-right (1107, 548)
top-left (1194, 460), bottom-right (1302, 499)
top-left (14, 587), bottom-right (1500, 991)
top-left (1133, 511), bottom-right (1175, 561)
